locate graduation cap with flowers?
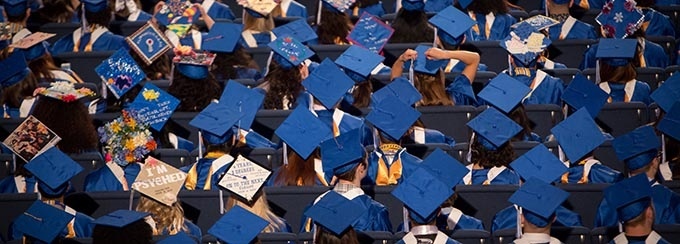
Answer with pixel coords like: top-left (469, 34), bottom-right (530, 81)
top-left (172, 45), bottom-right (216, 80)
top-left (596, 0), bottom-right (645, 39)
top-left (98, 110), bottom-right (158, 168)
top-left (34, 81), bottom-right (96, 103)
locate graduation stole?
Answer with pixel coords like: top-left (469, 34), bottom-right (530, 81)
top-left (469, 12), bottom-right (493, 39)
top-left (599, 81), bottom-right (634, 103)
top-left (560, 159), bottom-right (597, 184)
top-left (184, 152), bottom-right (225, 190)
top-left (106, 162), bottom-right (130, 191)
top-left (375, 144), bottom-right (404, 185)
top-left (72, 25), bottom-right (108, 52)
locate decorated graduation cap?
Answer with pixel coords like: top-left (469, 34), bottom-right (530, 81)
top-left (218, 81), bottom-right (265, 131)
top-left (190, 101), bottom-right (243, 145)
top-left (500, 22), bottom-right (552, 67)
top-left (24, 147), bottom-right (83, 196)
top-left (509, 178), bottom-right (569, 228)
top-left (0, 50), bottom-right (30, 88)
top-left (371, 77), bottom-right (422, 106)
top-left (321, 0), bottom-right (356, 12)
top-left (477, 73), bottom-right (531, 114)
top-left (3, 0), bottom-right (28, 17)
top-left (335, 45), bottom-right (385, 83)
top-left (126, 23), bottom-right (172, 65)
top-left (467, 107), bottom-right (522, 150)
top-left (612, 125), bottom-right (660, 171)
top-left (131, 157), bottom-right (187, 206)
top-left (429, 6), bottom-right (475, 47)
top-left (510, 144), bottom-right (568, 183)
top-left (657, 102), bottom-right (680, 141)
top-left (596, 0), bottom-right (644, 38)
top-left (12, 32), bottom-right (54, 62)
top-left (347, 12), bottom-right (394, 53)
top-left (367, 94), bottom-right (421, 140)
top-left (83, 0), bottom-right (108, 12)
top-left (273, 18), bottom-right (318, 43)
top-left (172, 45), bottom-right (216, 80)
top-left (268, 36), bottom-right (315, 69)
top-left (550, 108), bottom-right (606, 162)
top-left (302, 58), bottom-right (354, 109)
top-left (604, 174), bottom-right (652, 223)
top-left (208, 205), bottom-right (269, 243)
top-left (13, 201), bottom-right (74, 243)
top-left (93, 210), bottom-right (151, 228)
top-left (595, 38), bottom-right (637, 67)
top-left (510, 15), bottom-right (559, 31)
top-left (154, 0), bottom-right (200, 26)
top-left (305, 190), bottom-right (367, 235)
top-left (420, 148), bottom-right (469, 187)
top-left (651, 71), bottom-right (680, 112)
top-left (392, 167), bottom-right (454, 224)
top-left (562, 74), bottom-right (609, 118)
top-left (34, 81), bottom-right (97, 102)
top-left (95, 49), bottom-right (145, 99)
top-left (275, 106), bottom-right (333, 159)
top-left (202, 23), bottom-right (242, 53)
top-left (321, 129), bottom-right (365, 176)
top-left (127, 83), bottom-right (180, 132)
top-left (413, 44), bottom-right (448, 75)
top-left (244, 0), bottom-right (278, 17)
top-left (217, 155), bottom-right (272, 203)
top-left (401, 0), bottom-right (425, 11)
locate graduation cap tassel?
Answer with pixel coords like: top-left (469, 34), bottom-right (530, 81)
top-left (219, 190), bottom-right (224, 215)
top-left (128, 189), bottom-right (134, 210)
top-left (372, 128), bottom-right (378, 151)
top-left (408, 60), bottom-right (415, 85)
top-left (545, 0), bottom-right (549, 17)
top-left (596, 60), bottom-right (601, 84)
top-left (507, 54), bottom-right (512, 76)
top-left (433, 27), bottom-right (438, 47)
top-left (402, 206), bottom-right (410, 232)
top-left (283, 143), bottom-right (289, 165)
top-left (516, 205), bottom-right (522, 239)
top-left (198, 131), bottom-right (204, 160)
top-left (466, 132), bottom-right (476, 164)
top-left (316, 0), bottom-right (323, 26)
top-left (264, 51), bottom-right (274, 76)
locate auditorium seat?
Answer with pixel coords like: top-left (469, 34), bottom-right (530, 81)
top-left (245, 46), bottom-right (273, 74)
top-left (493, 226), bottom-right (590, 244)
top-left (471, 40), bottom-right (508, 73)
top-left (169, 112), bottom-right (201, 146)
top-left (449, 229), bottom-right (492, 244)
top-left (236, 147), bottom-right (279, 169)
top-left (418, 105), bottom-right (478, 143)
top-left (453, 184), bottom-right (518, 231)
top-left (362, 185), bottom-right (402, 233)
top-left (52, 51), bottom-right (116, 84)
top-left (150, 148), bottom-right (192, 168)
top-left (0, 118), bottom-right (26, 142)
top-left (265, 186), bottom-right (330, 233)
top-left (543, 68), bottom-right (581, 86)
top-left (665, 65), bottom-right (680, 78)
top-left (38, 23), bottom-right (80, 43)
top-left (635, 67), bottom-right (666, 92)
top-left (0, 154), bottom-right (14, 177)
top-left (69, 152), bottom-right (105, 192)
top-left (664, 181), bottom-right (680, 194)
top-left (0, 193), bottom-right (40, 239)
top-left (177, 191), bottom-right (227, 232)
top-left (108, 21), bottom-right (146, 36)
top-left (592, 140), bottom-right (626, 175)
top-left (551, 39), bottom-right (598, 69)
top-left (524, 104), bottom-right (564, 139)
top-left (646, 36), bottom-right (676, 60)
top-left (579, 9), bottom-right (603, 29)
top-left (231, 78), bottom-right (261, 88)
top-left (510, 141), bottom-right (541, 158)
top-left (273, 17), bottom-right (304, 27)
top-left (559, 184), bottom-right (609, 229)
top-left (509, 9), bottom-right (530, 22)
top-left (596, 102), bottom-right (650, 137)
top-left (309, 44), bottom-right (351, 61)
top-left (403, 143), bottom-right (454, 159)
top-left (252, 109), bottom-right (293, 143)
top-left (298, 231), bottom-right (395, 244)
top-left (656, 5), bottom-right (680, 36)
top-left (451, 143), bottom-right (470, 163)
top-left (655, 224), bottom-right (680, 241)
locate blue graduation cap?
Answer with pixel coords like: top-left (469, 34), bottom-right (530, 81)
top-left (3, 0), bottom-right (27, 17)
top-left (366, 95), bottom-right (421, 140)
top-left (0, 51), bottom-right (29, 88)
top-left (612, 125), bottom-right (660, 171)
top-left (14, 37), bottom-right (50, 62)
top-left (458, 0), bottom-right (473, 8)
top-left (371, 77), bottom-right (422, 106)
top-left (13, 201), bottom-right (74, 243)
top-left (562, 74), bottom-right (609, 118)
top-left (268, 36), bottom-right (315, 69)
top-left (392, 167), bottom-right (453, 224)
top-left (24, 147), bottom-right (83, 196)
top-left (550, 108), bottom-right (606, 162)
top-left (218, 81), bottom-right (265, 131)
top-left (156, 232), bottom-right (197, 244)
top-left (500, 22), bottom-right (551, 67)
top-left (335, 45), bottom-right (385, 83)
top-left (477, 73), bottom-right (531, 114)
top-left (413, 44), bottom-right (448, 75)
top-left (604, 174), bottom-right (652, 223)
top-left (467, 107), bottom-right (522, 149)
top-left (510, 15), bottom-right (560, 31)
top-left (420, 148), bottom-right (469, 187)
top-left (658, 102), bottom-right (680, 141)
top-left (189, 102), bottom-right (243, 144)
top-left (95, 49), bottom-right (145, 99)
top-left (83, 0), bottom-right (107, 12)
top-left (509, 178), bottom-right (569, 228)
top-left (651, 71), bottom-right (680, 113)
top-left (347, 12), bottom-right (394, 53)
top-left (510, 144), bottom-right (568, 183)
top-left (272, 18), bottom-right (318, 43)
top-left (275, 106), bottom-right (333, 159)
top-left (595, 38), bottom-right (637, 67)
top-left (173, 50), bottom-right (216, 80)
top-left (126, 23), bottom-right (172, 66)
top-left (202, 23), bottom-right (242, 53)
top-left (429, 6), bottom-right (475, 45)
top-left (321, 129), bottom-right (365, 176)
top-left (596, 0), bottom-right (644, 38)
top-left (208, 205), bottom-right (269, 243)
top-left (322, 0), bottom-right (356, 12)
top-left (93, 210), bottom-right (150, 228)
top-left (127, 83), bottom-right (180, 132)
top-left (304, 191), bottom-right (367, 235)
top-left (401, 0), bottom-right (424, 11)
top-left (302, 58), bottom-right (354, 109)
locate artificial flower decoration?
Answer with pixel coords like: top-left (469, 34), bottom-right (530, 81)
top-left (172, 45), bottom-right (216, 66)
top-left (596, 0), bottom-right (644, 38)
top-left (34, 82), bottom-right (96, 102)
top-left (98, 110), bottom-right (157, 166)
top-left (142, 88), bottom-right (161, 101)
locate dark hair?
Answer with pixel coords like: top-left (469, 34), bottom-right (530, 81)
top-left (316, 8), bottom-right (352, 44)
top-left (28, 54), bottom-right (61, 82)
top-left (389, 9), bottom-right (434, 43)
top-left (465, 0), bottom-right (510, 14)
top-left (335, 152), bottom-right (368, 181)
top-left (211, 48), bottom-right (260, 81)
top-left (206, 139), bottom-right (235, 154)
top-left (129, 50), bottom-right (171, 81)
top-left (273, 149), bottom-right (319, 186)
top-left (31, 97), bottom-right (99, 154)
top-left (314, 226), bottom-right (360, 244)
top-left (7, 11), bottom-right (28, 23)
top-left (471, 140), bottom-right (516, 168)
top-left (599, 62), bottom-right (638, 84)
top-left (352, 80), bottom-right (372, 108)
top-left (509, 104), bottom-right (534, 141)
top-left (262, 60), bottom-right (303, 109)
top-left (37, 0), bottom-right (76, 23)
top-left (168, 71), bottom-right (221, 112)
top-left (92, 219), bottom-right (153, 244)
top-left (0, 50), bottom-right (38, 108)
top-left (351, 0), bottom-right (381, 8)
top-left (85, 6), bottom-right (113, 27)
top-left (414, 71), bottom-right (453, 106)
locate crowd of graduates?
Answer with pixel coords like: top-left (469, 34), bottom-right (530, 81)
top-left (1, 0), bottom-right (680, 243)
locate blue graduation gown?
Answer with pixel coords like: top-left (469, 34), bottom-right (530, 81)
top-left (284, 0), bottom-right (308, 18)
top-left (314, 109), bottom-right (374, 147)
top-left (447, 62), bottom-right (488, 73)
top-left (129, 11), bottom-right (152, 21)
top-left (300, 190), bottom-right (392, 232)
top-left (446, 74), bottom-right (477, 106)
top-left (465, 13), bottom-right (516, 41)
top-left (595, 181), bottom-right (680, 227)
top-left (159, 220), bottom-right (202, 239)
top-left (507, 69), bottom-right (565, 106)
top-left (10, 209), bottom-right (94, 241)
top-left (463, 167), bottom-right (521, 185)
top-left (548, 18), bottom-right (598, 40)
top-left (364, 147), bottom-right (422, 186)
top-left (561, 163), bottom-right (624, 184)
top-left (206, 1), bottom-right (236, 20)
top-left (238, 32), bottom-right (274, 48)
top-left (0, 176), bottom-right (37, 194)
top-left (491, 205), bottom-right (584, 232)
top-left (642, 8), bottom-right (675, 37)
top-left (655, 0), bottom-right (680, 6)
top-left (424, 0), bottom-right (451, 13)
top-left (437, 207), bottom-right (485, 231)
top-left (83, 163), bottom-right (141, 192)
top-left (51, 30), bottom-right (127, 56)
top-left (179, 32), bottom-right (209, 49)
top-left (580, 41), bottom-right (669, 69)
top-left (609, 232), bottom-right (672, 244)
top-left (600, 81), bottom-right (652, 105)
top-left (180, 157), bottom-right (230, 191)
top-left (409, 127), bottom-right (456, 146)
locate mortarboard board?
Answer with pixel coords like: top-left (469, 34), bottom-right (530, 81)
top-left (0, 50), bottom-right (29, 88)
top-left (596, 0), bottom-right (644, 38)
top-left (562, 74), bottom-right (609, 118)
top-left (11, 32), bottom-right (53, 62)
top-left (202, 23), bottom-right (243, 53)
top-left (95, 49), bottom-right (145, 99)
top-left (550, 108), bottom-right (606, 162)
top-left (604, 174), bottom-right (652, 223)
top-left (510, 15), bottom-right (560, 31)
top-left (273, 18), bottom-right (318, 43)
top-left (321, 0), bottom-right (356, 12)
top-left (392, 167), bottom-right (453, 224)
top-left (218, 81), bottom-right (265, 131)
top-left (651, 71), bottom-right (680, 113)
top-left (245, 0), bottom-right (278, 17)
top-left (321, 129), bottom-right (365, 176)
top-left (429, 6), bottom-right (475, 45)
top-left (3, 0), bottom-right (28, 17)
top-left (366, 95), bottom-right (421, 140)
top-left (126, 23), bottom-right (172, 66)
top-left (302, 58), bottom-right (354, 109)
top-left (657, 102), bottom-right (680, 141)
top-left (93, 210), bottom-right (150, 228)
top-left (477, 73), bottom-right (531, 114)
top-left (500, 22), bottom-right (552, 67)
top-left (413, 44), bottom-right (448, 75)
top-left (217, 155), bottom-right (272, 203)
top-left (458, 0), bottom-right (473, 9)
top-left (508, 178), bottom-right (569, 228)
top-left (24, 147), bottom-right (83, 196)
top-left (612, 125), bottom-right (660, 171)
top-left (510, 144), bottom-right (568, 183)
top-left (335, 45), bottom-right (385, 83)
top-left (156, 231), bottom-right (198, 244)
top-left (347, 12), bottom-right (394, 54)
top-left (131, 157), bottom-right (187, 206)
top-left (371, 77), bottom-right (422, 106)
top-left (420, 148), bottom-right (469, 187)
top-left (127, 83), bottom-right (180, 132)
top-left (35, 81), bottom-right (97, 102)
top-left (83, 0), bottom-right (107, 12)
top-left (304, 190), bottom-right (367, 235)
top-left (268, 36), bottom-right (315, 69)
top-left (401, 0), bottom-right (424, 11)
top-left (595, 38), bottom-right (637, 67)
top-left (208, 205), bottom-right (269, 243)
top-left (154, 0), bottom-right (200, 26)
top-left (172, 47), bottom-right (216, 80)
top-left (467, 107), bottom-right (522, 149)
top-left (275, 106), bottom-right (333, 159)
top-left (13, 201), bottom-right (74, 243)
top-left (190, 101), bottom-right (243, 144)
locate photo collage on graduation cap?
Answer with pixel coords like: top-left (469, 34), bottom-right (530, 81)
top-left (2, 116), bottom-right (61, 162)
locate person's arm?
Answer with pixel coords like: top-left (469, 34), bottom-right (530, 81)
top-left (390, 49), bottom-right (417, 80)
top-left (425, 47), bottom-right (480, 82)
top-left (195, 3), bottom-right (215, 30)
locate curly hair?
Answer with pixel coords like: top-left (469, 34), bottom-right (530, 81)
top-left (414, 71), bottom-right (453, 106)
top-left (211, 48), bottom-right (260, 81)
top-left (168, 71), bottom-right (221, 112)
top-left (389, 8), bottom-right (434, 43)
top-left (262, 60), bottom-right (304, 110)
top-left (37, 0), bottom-right (77, 23)
top-left (225, 192), bottom-right (288, 233)
top-left (273, 148), bottom-right (319, 186)
top-left (465, 0), bottom-right (510, 14)
top-left (316, 8), bottom-right (352, 44)
top-left (470, 139), bottom-right (516, 168)
top-left (130, 50), bottom-right (171, 81)
top-left (31, 97), bottom-right (98, 154)
top-left (352, 80), bottom-right (372, 108)
top-left (85, 6), bottom-right (113, 27)
top-left (136, 195), bottom-right (189, 236)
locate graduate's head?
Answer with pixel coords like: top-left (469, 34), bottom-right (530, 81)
top-left (129, 49), bottom-right (171, 80)
top-left (501, 22), bottom-right (551, 69)
top-left (170, 46), bottom-right (221, 112)
top-left (468, 107), bottom-right (521, 167)
top-left (135, 195), bottom-right (186, 235)
top-left (4, 0), bottom-right (31, 22)
top-left (317, 2), bottom-right (352, 45)
top-left (597, 0), bottom-right (645, 38)
top-left (390, 7), bottom-right (433, 44)
top-left (306, 191), bottom-right (366, 243)
top-left (334, 45), bottom-right (384, 108)
top-left (83, 0), bottom-right (112, 27)
top-left (464, 0), bottom-right (509, 14)
top-left (0, 50), bottom-right (38, 108)
top-left (596, 39), bottom-right (640, 84)
top-left (321, 129), bottom-right (368, 183)
top-left (92, 210), bottom-right (154, 244)
top-left (510, 179), bottom-right (568, 231)
top-left (613, 125), bottom-right (661, 176)
top-left (264, 37), bottom-right (314, 109)
top-left (25, 148), bottom-right (83, 199)
top-left (604, 174), bottom-right (655, 227)
top-left (414, 71), bottom-right (452, 106)
top-left (243, 7), bottom-right (275, 32)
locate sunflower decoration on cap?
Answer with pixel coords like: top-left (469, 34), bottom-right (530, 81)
top-left (98, 110), bottom-right (157, 166)
top-left (33, 82), bottom-right (96, 102)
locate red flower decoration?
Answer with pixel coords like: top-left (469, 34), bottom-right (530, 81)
top-left (602, 2), bottom-right (613, 14)
top-left (603, 25), bottom-right (616, 38)
top-left (283, 37), bottom-right (293, 43)
top-left (624, 0), bottom-right (635, 12)
top-left (62, 94), bottom-right (77, 103)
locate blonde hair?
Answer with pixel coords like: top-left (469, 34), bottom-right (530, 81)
top-left (136, 195), bottom-right (188, 235)
top-left (243, 12), bottom-right (275, 32)
top-left (225, 192), bottom-right (287, 233)
top-left (414, 71), bottom-right (454, 106)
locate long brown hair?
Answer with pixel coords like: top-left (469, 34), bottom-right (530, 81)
top-left (352, 80), bottom-right (372, 108)
top-left (389, 8), bottom-right (434, 43)
top-left (273, 149), bottom-right (319, 186)
top-left (28, 54), bottom-right (61, 83)
top-left (37, 0), bottom-right (77, 23)
top-left (31, 97), bottom-right (98, 154)
top-left (0, 50), bottom-right (38, 108)
top-left (243, 11), bottom-right (275, 32)
top-left (414, 71), bottom-right (453, 106)
top-left (130, 50), bottom-right (171, 81)
top-left (316, 8), bottom-right (352, 44)
top-left (314, 226), bottom-right (360, 244)
top-left (225, 192), bottom-right (287, 232)
top-left (510, 105), bottom-right (533, 141)
top-left (599, 62), bottom-right (638, 84)
top-left (262, 61), bottom-right (304, 109)
top-left (167, 71), bottom-right (221, 112)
